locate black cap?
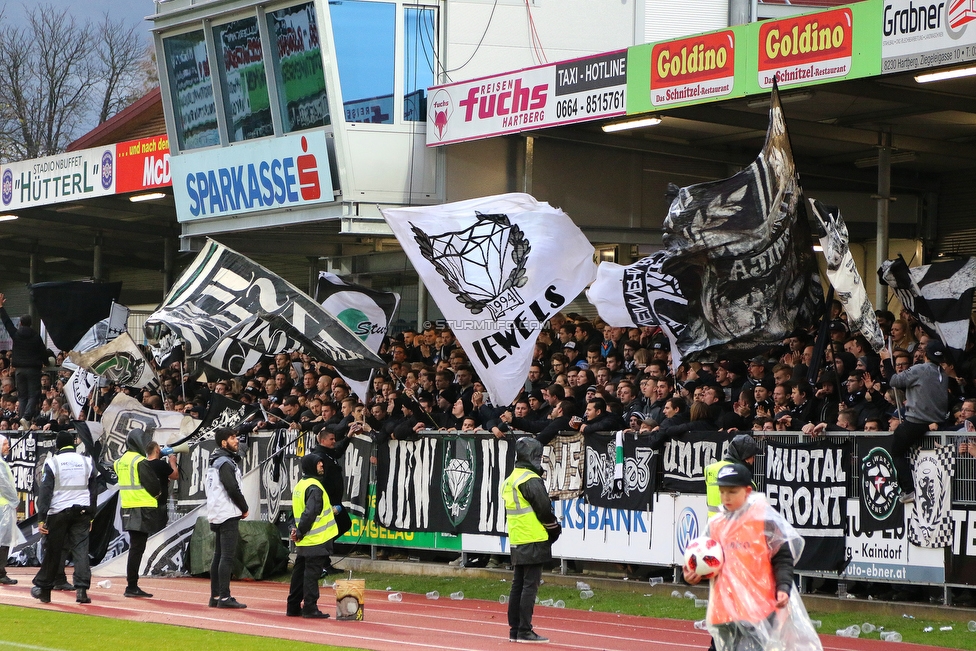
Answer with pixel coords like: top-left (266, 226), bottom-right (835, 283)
top-left (563, 341), bottom-right (576, 350)
top-left (828, 320), bottom-right (849, 332)
top-left (926, 339), bottom-right (946, 361)
top-left (715, 462), bottom-right (753, 487)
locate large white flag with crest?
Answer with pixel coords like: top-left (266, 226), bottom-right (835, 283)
top-left (382, 193), bottom-right (596, 406)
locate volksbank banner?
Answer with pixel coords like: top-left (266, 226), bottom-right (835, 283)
top-left (170, 131), bottom-right (334, 222)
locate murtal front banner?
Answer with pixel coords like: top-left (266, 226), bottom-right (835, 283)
top-left (426, 50), bottom-right (627, 147)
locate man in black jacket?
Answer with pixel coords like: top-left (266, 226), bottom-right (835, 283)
top-left (310, 429), bottom-right (353, 575)
top-left (502, 438), bottom-right (561, 643)
top-left (0, 294), bottom-right (47, 425)
top-left (569, 397), bottom-right (626, 434)
top-left (205, 428), bottom-right (249, 608)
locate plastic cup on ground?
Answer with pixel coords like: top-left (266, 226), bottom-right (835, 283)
top-left (450, 591), bottom-right (464, 600)
top-left (540, 599), bottom-right (553, 606)
top-left (96, 580), bottom-right (111, 589)
top-left (684, 591), bottom-right (696, 599)
top-left (649, 577), bottom-right (663, 586)
top-left (694, 620), bottom-right (707, 630)
top-left (880, 631), bottom-right (903, 642)
top-left (580, 590), bottom-right (594, 599)
top-left (939, 626), bottom-right (953, 631)
top-left (553, 600), bottom-right (565, 608)
top-left (694, 599), bottom-right (708, 608)
top-left (576, 581), bottom-right (590, 591)
top-left (809, 620), bottom-right (821, 629)
top-left (671, 590), bottom-right (683, 598)
top-left (426, 591), bottom-right (439, 600)
top-left (499, 595), bottom-right (509, 604)
top-left (968, 620), bottom-right (976, 632)
top-left (862, 623), bottom-right (876, 633)
top-left (388, 592), bottom-right (403, 602)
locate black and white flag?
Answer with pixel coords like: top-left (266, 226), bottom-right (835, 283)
top-left (765, 440), bottom-right (850, 571)
top-left (315, 272), bottom-right (400, 400)
top-left (654, 86), bottom-right (823, 362)
top-left (879, 254), bottom-right (976, 360)
top-left (907, 443), bottom-right (954, 548)
top-left (375, 435), bottom-right (514, 535)
top-left (179, 393), bottom-right (260, 445)
top-left (382, 194), bottom-right (597, 406)
top-left (63, 303), bottom-right (131, 418)
top-left (68, 332), bottom-right (157, 389)
top-left (144, 239), bottom-right (384, 382)
top-left (584, 432), bottom-right (656, 511)
top-left (541, 432), bottom-right (584, 499)
top-left (811, 199), bottom-right (884, 352)
top-left (342, 434), bottom-right (373, 517)
top-left (661, 431), bottom-right (731, 493)
top-left (100, 393), bottom-right (198, 466)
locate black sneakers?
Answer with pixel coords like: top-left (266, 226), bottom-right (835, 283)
top-left (0, 576), bottom-right (17, 585)
top-left (302, 610), bottom-right (330, 619)
top-left (124, 587), bottom-right (154, 598)
top-left (76, 589), bottom-right (91, 604)
top-left (215, 597), bottom-right (247, 609)
top-left (53, 582), bottom-right (75, 591)
top-left (30, 586), bottom-right (51, 603)
top-left (517, 631), bottom-right (549, 644)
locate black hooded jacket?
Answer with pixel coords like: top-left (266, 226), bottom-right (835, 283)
top-left (508, 437), bottom-right (561, 566)
top-left (119, 428), bottom-right (163, 534)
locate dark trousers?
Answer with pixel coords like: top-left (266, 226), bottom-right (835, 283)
top-left (891, 420), bottom-right (930, 494)
top-left (33, 507), bottom-right (90, 590)
top-left (15, 367), bottom-right (41, 421)
top-left (287, 554), bottom-right (327, 614)
top-left (127, 530), bottom-right (148, 589)
top-left (210, 518), bottom-right (239, 600)
top-left (0, 545), bottom-right (8, 577)
top-left (508, 563), bottom-right (543, 636)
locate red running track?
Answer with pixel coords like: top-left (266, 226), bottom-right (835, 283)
top-left (0, 568), bottom-right (953, 651)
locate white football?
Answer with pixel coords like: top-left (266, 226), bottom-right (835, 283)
top-left (684, 536), bottom-right (724, 579)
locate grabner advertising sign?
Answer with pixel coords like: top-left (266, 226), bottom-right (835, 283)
top-left (881, 0), bottom-right (976, 73)
top-left (170, 131), bottom-right (334, 223)
top-left (1, 146), bottom-right (115, 211)
top-left (757, 7), bottom-right (855, 88)
top-left (426, 50), bottom-right (627, 147)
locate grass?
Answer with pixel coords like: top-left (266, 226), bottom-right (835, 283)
top-left (324, 570), bottom-right (976, 650)
top-left (0, 604), bottom-right (366, 651)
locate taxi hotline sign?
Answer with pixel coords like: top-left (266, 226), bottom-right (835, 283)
top-left (650, 31), bottom-right (736, 107)
top-left (757, 7), bottom-right (854, 88)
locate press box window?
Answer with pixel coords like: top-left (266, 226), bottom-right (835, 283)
top-left (214, 16), bottom-right (274, 142)
top-left (268, 2), bottom-right (331, 132)
top-left (404, 6), bottom-right (436, 122)
top-left (330, 0), bottom-right (395, 124)
top-left (163, 30), bottom-right (220, 150)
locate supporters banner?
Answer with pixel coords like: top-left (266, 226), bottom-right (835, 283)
top-left (584, 432), bottom-right (656, 511)
top-left (661, 431), bottom-right (730, 493)
top-left (68, 332), bottom-right (157, 389)
top-left (382, 194), bottom-right (596, 406)
top-left (342, 434), bottom-right (373, 518)
top-left (765, 440), bottom-right (850, 571)
top-left (541, 432), bottom-right (584, 499)
top-left (857, 436), bottom-right (905, 534)
top-left (947, 506), bottom-right (976, 586)
top-left (7, 431), bottom-right (39, 493)
top-left (879, 254), bottom-right (976, 360)
top-left (144, 239), bottom-right (384, 382)
top-left (315, 271), bottom-right (400, 401)
top-left (30, 281), bottom-right (122, 351)
top-left (376, 435), bottom-right (514, 535)
top-left (654, 86), bottom-right (823, 363)
top-left (810, 199), bottom-right (884, 353)
top-left (100, 393), bottom-right (198, 466)
top-left (586, 251), bottom-right (692, 346)
top-left (64, 371), bottom-right (98, 420)
top-left (179, 393), bottom-right (260, 445)
top-left (907, 444), bottom-right (954, 548)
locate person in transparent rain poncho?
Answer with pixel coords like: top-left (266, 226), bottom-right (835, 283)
top-left (684, 463), bottom-right (821, 651)
top-left (0, 435), bottom-right (27, 584)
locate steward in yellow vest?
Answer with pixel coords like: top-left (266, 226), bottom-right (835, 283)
top-left (501, 437), bottom-right (561, 644)
top-left (287, 453), bottom-right (341, 619)
top-left (114, 428), bottom-right (161, 599)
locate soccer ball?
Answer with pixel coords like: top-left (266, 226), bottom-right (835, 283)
top-left (684, 536), bottom-right (724, 579)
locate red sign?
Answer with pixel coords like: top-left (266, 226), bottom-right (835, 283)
top-left (115, 135), bottom-right (171, 193)
top-left (650, 30), bottom-right (735, 106)
top-left (758, 7), bottom-right (853, 88)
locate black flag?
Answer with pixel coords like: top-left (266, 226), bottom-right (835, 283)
top-left (30, 281), bottom-right (122, 351)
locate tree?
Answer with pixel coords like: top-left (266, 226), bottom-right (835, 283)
top-left (0, 4), bottom-right (154, 162)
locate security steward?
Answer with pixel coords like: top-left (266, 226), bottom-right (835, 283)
top-left (310, 429), bottom-right (353, 575)
top-left (703, 434), bottom-right (758, 520)
top-left (502, 437), bottom-right (561, 644)
top-left (114, 428), bottom-right (162, 598)
top-left (287, 453), bottom-right (341, 619)
top-left (32, 431), bottom-right (97, 604)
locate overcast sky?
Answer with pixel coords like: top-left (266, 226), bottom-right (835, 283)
top-left (2, 0), bottom-right (159, 34)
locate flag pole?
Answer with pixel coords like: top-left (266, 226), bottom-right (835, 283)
top-left (807, 287), bottom-right (834, 387)
top-left (888, 335), bottom-right (904, 422)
